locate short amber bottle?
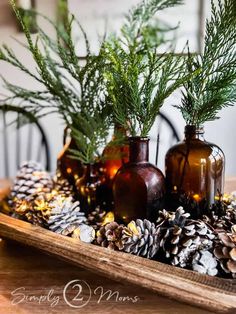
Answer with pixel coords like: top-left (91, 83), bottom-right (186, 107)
top-left (165, 125), bottom-right (225, 217)
top-left (57, 136), bottom-right (84, 185)
top-left (113, 137), bottom-right (165, 223)
top-left (102, 125), bottom-right (129, 181)
top-left (76, 163), bottom-right (107, 215)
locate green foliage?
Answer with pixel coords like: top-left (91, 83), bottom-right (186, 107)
top-left (176, 0), bottom-right (236, 126)
top-left (0, 1), bottom-right (111, 164)
top-left (103, 0), bottom-right (191, 136)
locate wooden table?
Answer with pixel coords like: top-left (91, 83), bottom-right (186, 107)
top-left (0, 178), bottom-right (235, 314)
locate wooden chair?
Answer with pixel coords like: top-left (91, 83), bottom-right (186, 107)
top-left (0, 105), bottom-right (50, 178)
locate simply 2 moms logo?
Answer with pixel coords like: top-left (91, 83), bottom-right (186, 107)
top-left (11, 280), bottom-right (140, 308)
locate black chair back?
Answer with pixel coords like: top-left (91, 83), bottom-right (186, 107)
top-left (0, 105), bottom-right (50, 178)
top-left (154, 112), bottom-right (180, 169)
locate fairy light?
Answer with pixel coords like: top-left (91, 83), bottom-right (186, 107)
top-left (193, 194), bottom-right (201, 202)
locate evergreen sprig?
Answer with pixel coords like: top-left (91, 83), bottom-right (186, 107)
top-left (103, 0), bottom-right (191, 136)
top-left (0, 1), bottom-right (112, 164)
top-left (176, 0), bottom-right (236, 126)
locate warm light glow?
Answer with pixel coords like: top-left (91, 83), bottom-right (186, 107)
top-left (173, 186), bottom-right (177, 191)
top-left (67, 168), bottom-right (72, 174)
top-left (193, 194), bottom-right (201, 202)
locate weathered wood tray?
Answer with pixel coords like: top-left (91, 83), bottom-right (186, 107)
top-left (0, 213), bottom-right (235, 313)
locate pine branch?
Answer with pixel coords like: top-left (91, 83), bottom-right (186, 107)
top-left (1, 1), bottom-right (112, 163)
top-left (104, 0), bottom-right (187, 136)
top-left (177, 0), bottom-right (236, 126)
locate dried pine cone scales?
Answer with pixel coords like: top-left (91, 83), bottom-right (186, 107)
top-left (10, 161), bottom-right (53, 203)
top-left (122, 219), bottom-right (160, 258)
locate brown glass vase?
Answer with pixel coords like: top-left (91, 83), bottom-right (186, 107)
top-left (57, 135), bottom-right (84, 186)
top-left (165, 125), bottom-right (225, 218)
top-left (102, 124), bottom-right (129, 181)
top-left (76, 163), bottom-right (106, 215)
top-left (113, 137), bottom-right (165, 223)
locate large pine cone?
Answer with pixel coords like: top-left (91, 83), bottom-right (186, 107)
top-left (96, 222), bottom-right (124, 250)
top-left (121, 219), bottom-right (160, 259)
top-left (156, 207), bottom-right (215, 268)
top-left (213, 232), bottom-right (236, 278)
top-left (10, 161), bottom-right (53, 207)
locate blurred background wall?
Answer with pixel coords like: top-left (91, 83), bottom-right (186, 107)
top-left (0, 0), bottom-right (235, 176)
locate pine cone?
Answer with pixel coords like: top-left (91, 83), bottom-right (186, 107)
top-left (11, 198), bottom-right (33, 222)
top-left (213, 232), bottom-right (236, 278)
top-left (96, 222), bottom-right (124, 250)
top-left (53, 170), bottom-right (74, 199)
top-left (72, 224), bottom-right (96, 243)
top-left (191, 250), bottom-right (218, 276)
top-left (156, 207), bottom-right (215, 268)
top-left (47, 196), bottom-right (87, 235)
top-left (87, 207), bottom-right (107, 230)
top-left (25, 194), bottom-right (53, 226)
top-left (202, 200), bottom-right (236, 233)
top-left (121, 219), bottom-right (160, 259)
top-left (10, 161), bottom-right (53, 206)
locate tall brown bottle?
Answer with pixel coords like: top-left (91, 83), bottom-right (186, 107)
top-left (57, 131), bottom-right (84, 186)
top-left (165, 125), bottom-right (225, 218)
top-left (113, 137), bottom-right (165, 223)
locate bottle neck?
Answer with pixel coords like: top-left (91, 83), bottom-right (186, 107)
top-left (184, 125), bottom-right (205, 141)
top-left (129, 137), bottom-right (149, 163)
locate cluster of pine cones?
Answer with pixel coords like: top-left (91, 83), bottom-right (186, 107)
top-left (9, 161), bottom-right (95, 243)
top-left (8, 161), bottom-right (236, 279)
top-left (95, 204), bottom-right (236, 279)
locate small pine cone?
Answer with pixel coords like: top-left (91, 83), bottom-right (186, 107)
top-left (156, 207), bottom-right (190, 229)
top-left (11, 199), bottom-right (33, 222)
top-left (97, 222), bottom-right (124, 250)
top-left (47, 196), bottom-right (87, 235)
top-left (9, 161), bottom-right (53, 207)
top-left (191, 250), bottom-right (218, 276)
top-left (202, 199), bottom-right (236, 233)
top-left (53, 170), bottom-right (74, 199)
top-left (213, 232), bottom-right (236, 278)
top-left (72, 224), bottom-right (96, 243)
top-left (121, 219), bottom-right (160, 259)
top-left (87, 207), bottom-right (107, 230)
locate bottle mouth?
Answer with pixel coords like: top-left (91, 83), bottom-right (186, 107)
top-left (128, 136), bottom-right (150, 142)
top-left (185, 125), bottom-right (204, 135)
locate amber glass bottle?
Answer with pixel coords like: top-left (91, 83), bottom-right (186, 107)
top-left (102, 125), bottom-right (129, 181)
top-left (57, 131), bottom-right (84, 185)
top-left (113, 137), bottom-right (165, 223)
top-left (165, 125), bottom-right (225, 217)
top-left (76, 163), bottom-right (106, 215)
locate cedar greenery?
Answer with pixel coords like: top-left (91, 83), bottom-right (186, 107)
top-left (0, 0), bottom-right (183, 159)
top-left (176, 0), bottom-right (236, 126)
top-left (103, 0), bottom-right (192, 137)
top-left (0, 1), bottom-right (112, 164)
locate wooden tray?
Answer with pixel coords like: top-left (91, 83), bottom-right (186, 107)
top-left (0, 212), bottom-right (235, 313)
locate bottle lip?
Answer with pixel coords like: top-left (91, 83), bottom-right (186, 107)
top-left (184, 125), bottom-right (204, 134)
top-left (128, 136), bottom-right (150, 142)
